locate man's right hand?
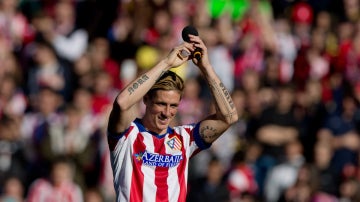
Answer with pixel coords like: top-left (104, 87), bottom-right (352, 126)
top-left (164, 42), bottom-right (194, 68)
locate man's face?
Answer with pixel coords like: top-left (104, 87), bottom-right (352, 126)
top-left (144, 90), bottom-right (181, 134)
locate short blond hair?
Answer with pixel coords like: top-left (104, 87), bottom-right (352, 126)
top-left (147, 71), bottom-right (184, 98)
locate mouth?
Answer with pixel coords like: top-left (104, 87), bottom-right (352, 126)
top-left (158, 115), bottom-right (169, 125)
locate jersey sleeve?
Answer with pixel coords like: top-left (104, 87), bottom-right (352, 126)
top-left (177, 122), bottom-right (212, 158)
top-left (192, 122), bottom-right (212, 150)
top-left (107, 124), bottom-right (133, 152)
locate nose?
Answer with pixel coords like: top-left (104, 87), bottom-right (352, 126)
top-left (162, 105), bottom-right (172, 117)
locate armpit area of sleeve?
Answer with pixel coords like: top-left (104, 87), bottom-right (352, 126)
top-left (193, 123), bottom-right (212, 150)
top-left (107, 127), bottom-right (130, 140)
top-left (107, 129), bottom-right (129, 151)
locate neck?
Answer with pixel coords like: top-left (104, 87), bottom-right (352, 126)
top-left (140, 117), bottom-right (167, 135)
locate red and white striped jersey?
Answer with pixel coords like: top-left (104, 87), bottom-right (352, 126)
top-left (107, 118), bottom-right (211, 202)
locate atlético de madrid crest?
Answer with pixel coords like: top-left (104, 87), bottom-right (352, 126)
top-left (166, 136), bottom-right (182, 151)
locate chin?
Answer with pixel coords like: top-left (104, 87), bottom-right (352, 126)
top-left (155, 121), bottom-right (170, 133)
top-left (157, 124), bottom-right (168, 131)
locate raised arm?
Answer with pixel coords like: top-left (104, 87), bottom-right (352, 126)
top-left (107, 42), bottom-right (194, 134)
top-left (188, 34), bottom-right (239, 144)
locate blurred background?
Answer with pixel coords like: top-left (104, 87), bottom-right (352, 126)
top-left (1, 0), bottom-right (360, 201)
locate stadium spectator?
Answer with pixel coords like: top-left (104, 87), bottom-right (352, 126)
top-left (187, 156), bottom-right (230, 202)
top-left (27, 156), bottom-right (83, 202)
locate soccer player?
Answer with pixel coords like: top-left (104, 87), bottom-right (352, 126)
top-left (107, 33), bottom-right (238, 202)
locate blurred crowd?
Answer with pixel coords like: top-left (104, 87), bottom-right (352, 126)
top-left (1, 0), bottom-right (360, 201)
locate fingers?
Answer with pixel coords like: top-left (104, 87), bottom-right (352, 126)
top-left (188, 35), bottom-right (206, 50)
top-left (170, 37), bottom-right (207, 65)
top-left (175, 42), bottom-right (193, 59)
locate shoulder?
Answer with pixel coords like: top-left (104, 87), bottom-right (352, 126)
top-left (172, 123), bottom-right (199, 135)
top-left (108, 119), bottom-right (138, 139)
top-left (173, 123), bottom-right (198, 130)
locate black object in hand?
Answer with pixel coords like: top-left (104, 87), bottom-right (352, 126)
top-left (181, 25), bottom-right (202, 60)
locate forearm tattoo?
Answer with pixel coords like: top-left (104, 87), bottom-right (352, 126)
top-left (219, 82), bottom-right (235, 109)
top-left (127, 74), bottom-right (149, 95)
top-left (209, 80), bottom-right (235, 119)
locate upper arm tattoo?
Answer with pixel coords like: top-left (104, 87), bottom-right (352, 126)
top-left (200, 125), bottom-right (219, 141)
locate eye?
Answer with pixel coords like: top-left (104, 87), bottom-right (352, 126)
top-left (155, 102), bottom-right (167, 107)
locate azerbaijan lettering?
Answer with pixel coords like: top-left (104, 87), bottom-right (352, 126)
top-left (134, 150), bottom-right (183, 168)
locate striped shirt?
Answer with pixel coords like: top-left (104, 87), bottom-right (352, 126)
top-left (108, 118), bottom-right (211, 202)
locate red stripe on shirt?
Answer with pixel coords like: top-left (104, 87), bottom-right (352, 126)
top-left (130, 132), bottom-right (145, 202)
top-left (153, 136), bottom-right (169, 202)
top-left (186, 127), bottom-right (194, 143)
top-left (176, 133), bottom-right (187, 202)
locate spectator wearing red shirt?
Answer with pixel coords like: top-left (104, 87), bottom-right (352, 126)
top-left (27, 157), bottom-right (83, 202)
top-left (227, 149), bottom-right (258, 200)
